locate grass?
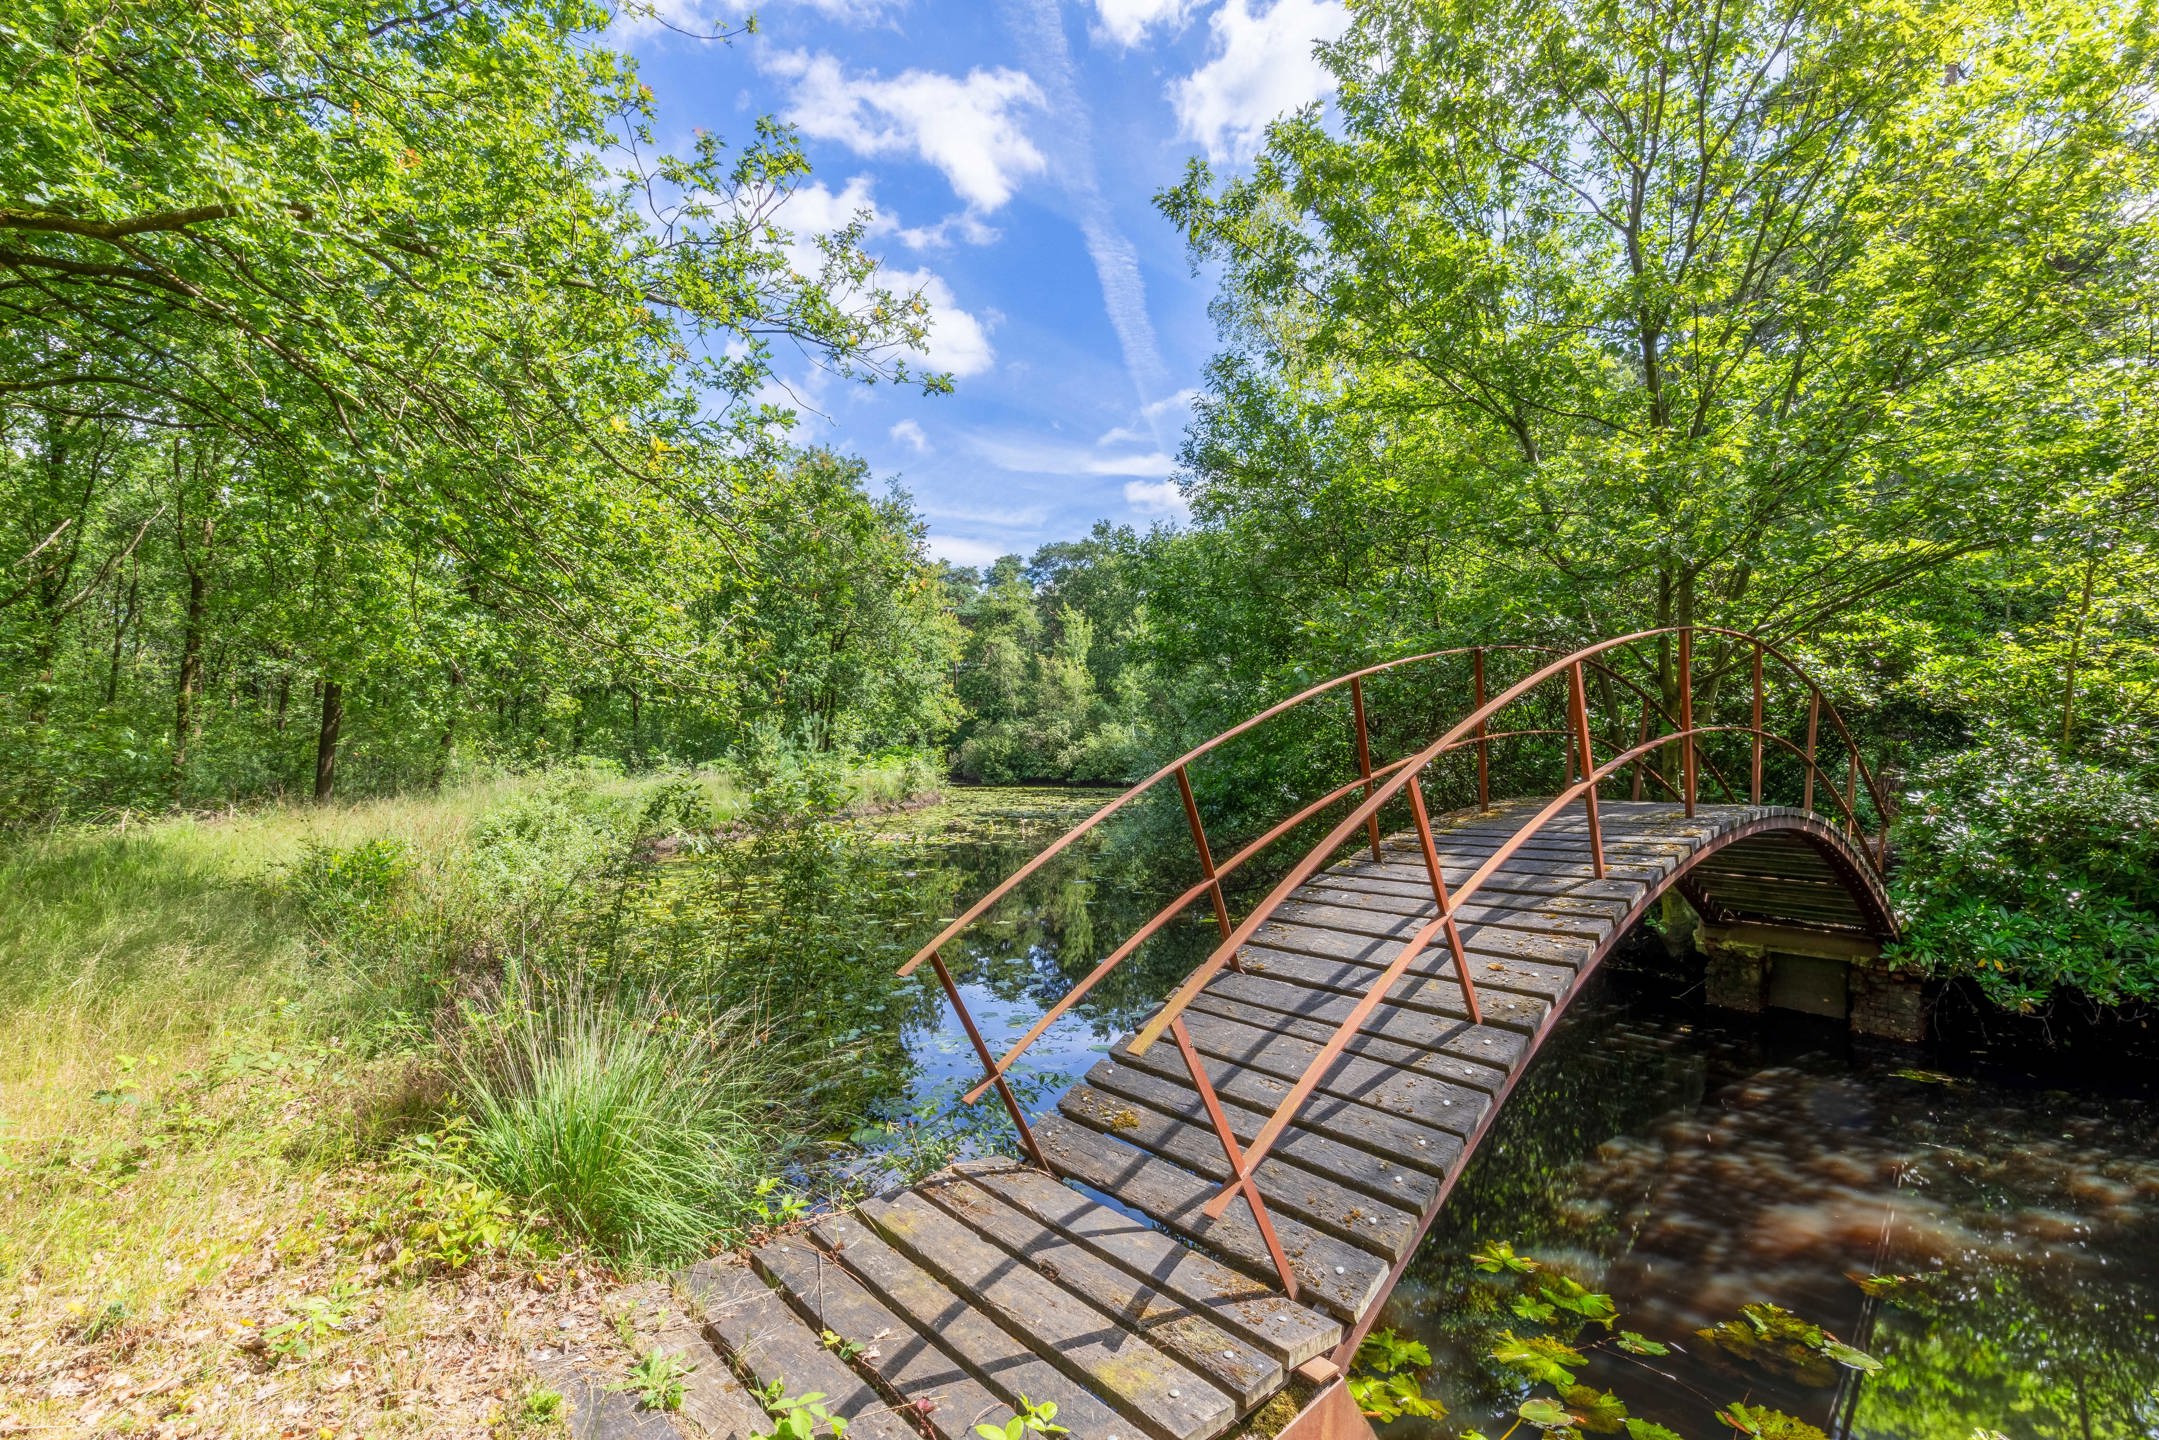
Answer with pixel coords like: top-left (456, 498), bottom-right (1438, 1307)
top-left (446, 973), bottom-right (789, 1263)
top-left (0, 754), bottom-right (939, 1436)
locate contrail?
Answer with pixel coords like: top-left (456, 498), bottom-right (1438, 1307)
top-left (1007, 0), bottom-right (1177, 446)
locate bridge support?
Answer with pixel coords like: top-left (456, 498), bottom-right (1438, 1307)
top-left (1700, 923), bottom-right (1924, 1042)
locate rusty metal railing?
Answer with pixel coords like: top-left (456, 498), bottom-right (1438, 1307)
top-left (898, 628), bottom-right (1891, 1299)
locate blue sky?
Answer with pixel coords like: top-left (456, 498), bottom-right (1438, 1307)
top-left (613, 0), bottom-right (1350, 568)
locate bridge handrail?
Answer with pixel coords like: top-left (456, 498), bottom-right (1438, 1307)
top-left (894, 648), bottom-right (1456, 979)
top-left (1187, 720), bottom-right (1896, 1227)
top-left (898, 625), bottom-right (1892, 1302)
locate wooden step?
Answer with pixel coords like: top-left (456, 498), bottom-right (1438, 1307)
top-left (1143, 1009), bottom-right (1496, 1139)
top-left (753, 1237), bottom-right (1009, 1440)
top-left (858, 1191), bottom-right (1237, 1440)
top-left (1057, 1083), bottom-right (1419, 1256)
top-left (678, 1260), bottom-right (915, 1440)
top-left (1184, 990), bottom-right (1518, 1094)
top-left (1031, 1115), bottom-right (1392, 1321)
top-left (952, 1161), bottom-right (1341, 1368)
top-left (811, 1213), bottom-right (1131, 1439)
top-left (914, 1170), bottom-right (1284, 1407)
top-left (1099, 1041), bottom-right (1470, 1165)
top-left (1078, 1053), bottom-right (1457, 1197)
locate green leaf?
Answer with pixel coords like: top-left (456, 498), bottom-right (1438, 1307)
top-left (1717, 1404), bottom-right (1828, 1440)
top-left (1491, 1332), bottom-right (1584, 1387)
top-left (1473, 1240), bottom-right (1540, 1274)
top-left (1561, 1386), bottom-right (1629, 1434)
top-left (1625, 1421), bottom-right (1684, 1440)
top-left (1819, 1339), bottom-right (1883, 1373)
top-left (1520, 1397), bottom-right (1579, 1429)
top-left (1616, 1331), bottom-right (1670, 1356)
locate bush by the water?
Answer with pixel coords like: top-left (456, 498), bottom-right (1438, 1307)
top-left (444, 972), bottom-right (787, 1264)
top-left (1890, 733), bottom-right (2159, 1011)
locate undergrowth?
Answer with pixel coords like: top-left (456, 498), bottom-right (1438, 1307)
top-left (0, 752), bottom-right (941, 1434)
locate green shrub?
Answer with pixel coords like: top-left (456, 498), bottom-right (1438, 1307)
top-left (1889, 732), bottom-right (2159, 1009)
top-left (444, 970), bottom-right (787, 1263)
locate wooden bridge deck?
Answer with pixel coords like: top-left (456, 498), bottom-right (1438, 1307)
top-left (640, 801), bottom-right (1891, 1440)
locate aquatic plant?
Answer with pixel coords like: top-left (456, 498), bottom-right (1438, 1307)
top-left (1349, 1328), bottom-right (1445, 1422)
top-left (1465, 1240), bottom-right (1879, 1440)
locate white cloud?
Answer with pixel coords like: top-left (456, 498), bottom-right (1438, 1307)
top-left (1124, 478), bottom-right (1193, 519)
top-left (926, 534), bottom-right (1017, 568)
top-left (766, 182), bottom-right (997, 378)
top-left (774, 175), bottom-right (993, 252)
top-left (765, 50), bottom-right (1048, 212)
top-left (1173, 0), bottom-right (1350, 163)
top-left (889, 419), bottom-right (930, 454)
top-left (1099, 388), bottom-right (1200, 445)
top-left (972, 434), bottom-right (1178, 478)
top-left (887, 267), bottom-right (994, 377)
top-left (1091, 0), bottom-right (1192, 47)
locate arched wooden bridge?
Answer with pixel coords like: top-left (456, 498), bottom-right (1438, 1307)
top-left (661, 630), bottom-right (1899, 1440)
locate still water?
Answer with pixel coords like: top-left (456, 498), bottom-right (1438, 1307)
top-left (850, 790), bottom-right (2159, 1437)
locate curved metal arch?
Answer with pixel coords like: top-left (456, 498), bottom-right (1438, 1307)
top-left (898, 626), bottom-right (1898, 1292)
top-left (1328, 805), bottom-right (1894, 1365)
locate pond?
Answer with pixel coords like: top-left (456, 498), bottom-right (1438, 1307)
top-left (676, 787), bottom-right (2159, 1437)
top-left (1372, 965), bottom-right (2159, 1440)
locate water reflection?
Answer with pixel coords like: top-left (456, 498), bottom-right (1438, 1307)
top-left (1381, 970), bottom-right (2159, 1440)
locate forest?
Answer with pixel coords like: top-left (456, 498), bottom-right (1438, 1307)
top-left (3, 0), bottom-right (2156, 1434)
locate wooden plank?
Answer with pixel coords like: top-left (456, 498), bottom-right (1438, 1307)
top-left (859, 1192), bottom-right (1236, 1440)
top-left (1250, 918), bottom-right (1587, 1003)
top-left (1104, 1028), bottom-right (1482, 1165)
top-left (1303, 872), bottom-right (1634, 926)
top-left (1338, 861), bottom-right (1647, 906)
top-left (1073, 1056), bottom-right (1453, 1202)
top-left (953, 1161), bottom-right (1342, 1368)
top-left (1255, 913), bottom-right (1591, 981)
top-left (1031, 1114), bottom-right (1392, 1322)
top-left (915, 1171), bottom-right (1285, 1408)
top-left (810, 1214), bottom-right (1131, 1440)
top-left (1240, 935), bottom-right (1556, 1031)
top-left (1185, 990), bottom-right (1516, 1094)
top-left (1198, 969), bottom-right (1529, 1074)
top-left (1058, 1083), bottom-right (1418, 1257)
top-left (1183, 962), bottom-right (1537, 1088)
top-left (651, 1313), bottom-right (772, 1438)
top-left (1277, 895), bottom-right (1610, 944)
top-left (1153, 1010), bottom-right (1495, 1139)
top-left (679, 1260), bottom-right (916, 1440)
top-left (754, 1238), bottom-right (1009, 1440)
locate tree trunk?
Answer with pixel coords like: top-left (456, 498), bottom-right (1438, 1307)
top-left (2060, 539), bottom-right (2102, 750)
top-left (104, 559), bottom-right (139, 706)
top-left (432, 665), bottom-right (462, 791)
top-left (315, 679), bottom-right (344, 803)
top-left (171, 566), bottom-right (207, 787)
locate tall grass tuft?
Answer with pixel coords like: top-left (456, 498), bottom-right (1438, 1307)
top-left (444, 970), bottom-right (787, 1264)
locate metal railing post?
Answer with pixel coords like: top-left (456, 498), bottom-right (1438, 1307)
top-left (1803, 692), bottom-right (1820, 813)
top-left (1845, 749), bottom-right (1859, 840)
top-left (1679, 627), bottom-right (1697, 816)
top-left (1630, 696), bottom-right (1652, 802)
top-left (1472, 648), bottom-right (1490, 810)
top-left (1169, 1017), bottom-right (1299, 1300)
top-left (926, 948), bottom-right (1048, 1173)
top-left (1568, 662), bottom-right (1606, 879)
top-left (1175, 764), bottom-right (1235, 944)
top-left (1407, 776), bottom-right (1481, 1023)
top-left (1750, 644), bottom-right (1764, 806)
top-left (1349, 676), bottom-right (1383, 862)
